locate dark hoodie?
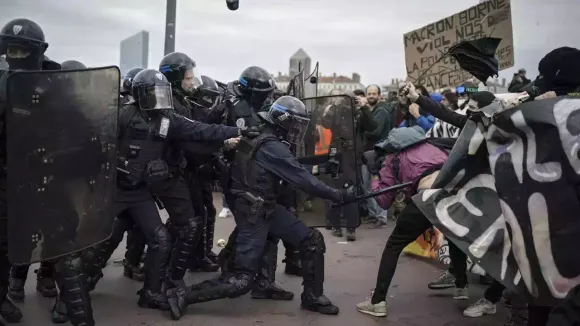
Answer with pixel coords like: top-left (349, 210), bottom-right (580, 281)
top-left (362, 100), bottom-right (395, 151)
top-left (537, 46), bottom-right (580, 96)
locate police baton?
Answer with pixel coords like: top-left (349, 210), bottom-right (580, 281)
top-left (332, 181), bottom-right (414, 207)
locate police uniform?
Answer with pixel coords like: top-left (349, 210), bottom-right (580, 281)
top-left (184, 96), bottom-right (347, 316)
top-left (185, 129), bottom-right (342, 314)
top-left (82, 69), bottom-right (243, 312)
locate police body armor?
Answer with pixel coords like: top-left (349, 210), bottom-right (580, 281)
top-left (117, 104), bottom-right (170, 189)
top-left (229, 132), bottom-right (279, 222)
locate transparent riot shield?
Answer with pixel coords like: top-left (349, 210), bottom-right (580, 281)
top-left (295, 95), bottom-right (361, 228)
top-left (5, 66), bottom-right (120, 264)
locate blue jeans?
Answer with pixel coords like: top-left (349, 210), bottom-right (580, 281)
top-left (226, 195), bottom-right (310, 273)
top-left (361, 165), bottom-right (388, 222)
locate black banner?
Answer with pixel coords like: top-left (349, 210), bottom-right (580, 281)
top-left (413, 97), bottom-right (580, 305)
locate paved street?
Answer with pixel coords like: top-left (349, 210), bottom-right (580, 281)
top-left (15, 200), bottom-right (507, 325)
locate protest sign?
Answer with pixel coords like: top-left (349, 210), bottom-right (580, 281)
top-left (403, 0), bottom-right (514, 90)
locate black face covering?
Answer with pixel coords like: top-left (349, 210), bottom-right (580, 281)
top-left (6, 52), bottom-right (42, 71)
top-left (249, 91), bottom-right (270, 111)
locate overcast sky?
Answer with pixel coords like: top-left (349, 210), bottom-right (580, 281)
top-left (1, 0), bottom-right (578, 84)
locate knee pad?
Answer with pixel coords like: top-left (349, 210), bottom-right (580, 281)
top-left (299, 228), bottom-right (326, 254)
top-left (225, 273), bottom-right (254, 298)
top-left (151, 226), bottom-right (172, 254)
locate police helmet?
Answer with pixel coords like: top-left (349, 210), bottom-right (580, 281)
top-left (0, 19), bottom-right (48, 70)
top-left (258, 96), bottom-right (310, 144)
top-left (61, 60), bottom-right (87, 70)
top-left (190, 75), bottom-right (220, 108)
top-left (122, 67), bottom-right (145, 94)
top-left (159, 52), bottom-right (199, 94)
top-left (131, 69), bottom-right (173, 111)
top-left (237, 66), bottom-right (275, 94)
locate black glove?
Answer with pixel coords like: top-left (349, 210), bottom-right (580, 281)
top-left (339, 185), bottom-right (357, 203)
top-left (324, 158), bottom-right (340, 178)
top-left (239, 126), bottom-right (261, 138)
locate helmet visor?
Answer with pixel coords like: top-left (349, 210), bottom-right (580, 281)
top-left (137, 84), bottom-right (173, 110)
top-left (285, 114), bottom-right (310, 144)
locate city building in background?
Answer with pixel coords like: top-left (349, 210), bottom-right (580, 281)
top-left (275, 48), bottom-right (364, 96)
top-left (289, 48), bottom-right (311, 80)
top-left (119, 31), bottom-right (149, 77)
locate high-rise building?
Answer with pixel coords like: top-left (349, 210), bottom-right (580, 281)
top-left (119, 31), bottom-right (149, 76)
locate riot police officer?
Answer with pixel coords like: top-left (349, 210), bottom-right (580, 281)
top-left (0, 18), bottom-right (53, 325)
top-left (83, 69), bottom-right (257, 313)
top-left (121, 67), bottom-right (144, 105)
top-left (219, 67), bottom-right (307, 299)
top-left (159, 53), bottom-right (226, 272)
top-left (2, 19), bottom-right (107, 323)
top-left (184, 75), bottom-right (225, 271)
top-left (183, 96), bottom-right (352, 316)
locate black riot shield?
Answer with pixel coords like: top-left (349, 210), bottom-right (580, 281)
top-left (5, 66), bottom-right (120, 264)
top-left (295, 95), bottom-right (361, 228)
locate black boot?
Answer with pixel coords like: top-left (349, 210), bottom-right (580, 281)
top-left (251, 240), bottom-right (294, 301)
top-left (51, 296), bottom-right (69, 324)
top-left (186, 273), bottom-right (253, 304)
top-left (137, 289), bottom-right (170, 311)
top-left (7, 265), bottom-right (28, 301)
top-left (123, 262), bottom-right (145, 282)
top-left (299, 229), bottom-right (339, 315)
top-left (187, 220), bottom-right (219, 273)
top-left (331, 228), bottom-right (343, 238)
top-left (125, 227), bottom-right (147, 280)
top-left (36, 262), bottom-right (58, 298)
top-left (54, 254), bottom-right (95, 326)
top-left (0, 280), bottom-right (23, 323)
top-left (282, 242), bottom-right (301, 277)
top-left (346, 228), bottom-right (356, 242)
top-left (139, 225), bottom-right (172, 312)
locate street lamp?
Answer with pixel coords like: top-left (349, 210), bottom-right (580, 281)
top-left (226, 0), bottom-right (239, 10)
top-left (164, 0), bottom-right (177, 55)
top-left (164, 0), bottom-right (238, 56)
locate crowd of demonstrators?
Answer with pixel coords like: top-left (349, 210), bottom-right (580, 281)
top-left (354, 45), bottom-right (580, 326)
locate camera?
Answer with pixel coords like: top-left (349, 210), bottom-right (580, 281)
top-left (226, 0), bottom-right (239, 10)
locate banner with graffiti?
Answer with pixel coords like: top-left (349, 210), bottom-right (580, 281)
top-left (413, 97), bottom-right (580, 306)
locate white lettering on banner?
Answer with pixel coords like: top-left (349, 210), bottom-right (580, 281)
top-left (529, 193), bottom-right (580, 299)
top-left (499, 199), bottom-right (535, 295)
top-left (403, 0), bottom-right (514, 89)
top-left (511, 111), bottom-right (562, 182)
top-left (468, 214), bottom-right (511, 280)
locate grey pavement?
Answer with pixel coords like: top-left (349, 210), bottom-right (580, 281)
top-left (14, 199), bottom-right (507, 326)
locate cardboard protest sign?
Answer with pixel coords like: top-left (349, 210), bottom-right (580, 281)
top-left (403, 0), bottom-right (514, 90)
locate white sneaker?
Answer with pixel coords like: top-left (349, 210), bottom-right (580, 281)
top-left (463, 298), bottom-right (497, 317)
top-left (453, 286), bottom-right (469, 300)
top-left (356, 297), bottom-right (387, 317)
top-left (218, 208), bottom-right (232, 218)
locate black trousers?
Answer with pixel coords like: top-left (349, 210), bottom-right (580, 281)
top-left (115, 188), bottom-right (167, 293)
top-left (484, 279), bottom-right (506, 303)
top-left (371, 201), bottom-right (467, 304)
